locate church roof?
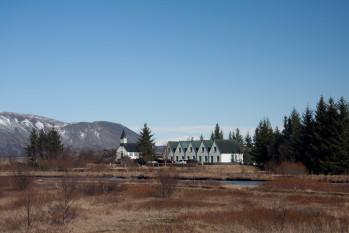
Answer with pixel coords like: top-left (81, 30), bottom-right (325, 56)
top-left (120, 130), bottom-right (126, 139)
top-left (121, 143), bottom-right (138, 152)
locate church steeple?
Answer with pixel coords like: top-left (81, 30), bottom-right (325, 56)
top-left (120, 130), bottom-right (127, 145)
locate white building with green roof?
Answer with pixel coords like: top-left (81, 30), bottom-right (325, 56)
top-left (165, 139), bottom-right (243, 164)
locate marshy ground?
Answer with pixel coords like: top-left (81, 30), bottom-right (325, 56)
top-left (0, 165), bottom-right (349, 233)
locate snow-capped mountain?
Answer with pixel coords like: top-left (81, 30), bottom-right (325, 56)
top-left (0, 112), bottom-right (139, 157)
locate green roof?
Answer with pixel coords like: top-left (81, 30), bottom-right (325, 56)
top-left (168, 141), bottom-right (179, 152)
top-left (191, 141), bottom-right (201, 149)
top-left (179, 141), bottom-right (190, 149)
top-left (215, 140), bottom-right (241, 153)
top-left (202, 140), bottom-right (214, 148)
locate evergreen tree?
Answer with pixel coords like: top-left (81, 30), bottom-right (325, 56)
top-left (279, 109), bottom-right (302, 162)
top-left (312, 96), bottom-right (346, 174)
top-left (38, 129), bottom-right (48, 159)
top-left (199, 134), bottom-right (204, 141)
top-left (337, 97), bottom-right (349, 172)
top-left (211, 123), bottom-right (223, 140)
top-left (46, 128), bottom-right (64, 160)
top-left (299, 106), bottom-right (316, 172)
top-left (26, 129), bottom-right (39, 167)
top-left (232, 128), bottom-right (244, 145)
top-left (243, 132), bottom-right (253, 164)
top-left (137, 123), bottom-right (155, 161)
top-left (228, 131), bottom-right (233, 140)
top-left (271, 127), bottom-right (283, 162)
top-left (252, 119), bottom-right (274, 165)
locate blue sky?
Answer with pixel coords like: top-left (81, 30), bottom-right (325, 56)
top-left (1, 0), bottom-right (349, 143)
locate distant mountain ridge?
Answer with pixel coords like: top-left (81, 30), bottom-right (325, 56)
top-left (0, 112), bottom-right (139, 157)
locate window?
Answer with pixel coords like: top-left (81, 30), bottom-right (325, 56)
top-left (217, 156), bottom-right (220, 162)
top-left (176, 156), bottom-right (178, 161)
top-left (211, 156), bottom-right (213, 163)
top-left (214, 146), bottom-right (217, 152)
top-left (179, 148), bottom-right (181, 153)
top-left (199, 156), bottom-right (202, 161)
top-left (205, 156), bottom-right (208, 162)
top-left (202, 147), bottom-right (204, 152)
top-left (182, 156), bottom-right (185, 160)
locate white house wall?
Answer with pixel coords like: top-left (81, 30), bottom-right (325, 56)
top-left (173, 143), bottom-right (185, 161)
top-left (221, 154), bottom-right (232, 163)
top-left (209, 141), bottom-right (221, 163)
top-left (165, 144), bottom-right (174, 160)
top-left (197, 141), bottom-right (209, 163)
top-left (185, 142), bottom-right (197, 160)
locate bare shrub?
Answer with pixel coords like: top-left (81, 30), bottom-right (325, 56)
top-left (10, 165), bottom-right (33, 191)
top-left (49, 175), bottom-right (77, 225)
top-left (157, 168), bottom-right (178, 198)
top-left (24, 188), bottom-right (35, 227)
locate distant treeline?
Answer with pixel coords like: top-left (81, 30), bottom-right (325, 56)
top-left (217, 96), bottom-right (349, 175)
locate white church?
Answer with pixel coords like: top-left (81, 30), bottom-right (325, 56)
top-left (115, 130), bottom-right (140, 161)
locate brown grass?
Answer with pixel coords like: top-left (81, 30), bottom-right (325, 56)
top-left (261, 176), bottom-right (349, 193)
top-left (1, 172), bottom-right (349, 233)
top-left (177, 206), bottom-right (349, 233)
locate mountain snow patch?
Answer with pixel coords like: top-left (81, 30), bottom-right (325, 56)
top-left (22, 119), bottom-right (34, 128)
top-left (35, 121), bottom-right (44, 130)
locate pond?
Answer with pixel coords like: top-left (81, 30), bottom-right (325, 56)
top-left (222, 180), bottom-right (266, 187)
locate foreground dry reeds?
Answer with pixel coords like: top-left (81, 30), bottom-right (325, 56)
top-left (0, 175), bottom-right (348, 233)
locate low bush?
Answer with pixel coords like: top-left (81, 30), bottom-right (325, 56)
top-left (156, 168), bottom-right (178, 198)
top-left (48, 202), bottom-right (77, 225)
top-left (10, 174), bottom-right (33, 191)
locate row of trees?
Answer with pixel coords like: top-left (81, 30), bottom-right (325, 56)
top-left (208, 96), bottom-right (349, 174)
top-left (252, 96), bottom-right (349, 174)
top-left (26, 128), bottom-right (64, 167)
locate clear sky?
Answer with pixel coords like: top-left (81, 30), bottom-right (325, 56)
top-left (1, 0), bottom-right (349, 143)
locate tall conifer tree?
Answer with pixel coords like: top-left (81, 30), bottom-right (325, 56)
top-left (137, 123), bottom-right (155, 161)
top-left (252, 119), bottom-right (274, 165)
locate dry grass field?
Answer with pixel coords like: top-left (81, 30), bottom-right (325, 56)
top-left (1, 168), bottom-right (349, 233)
